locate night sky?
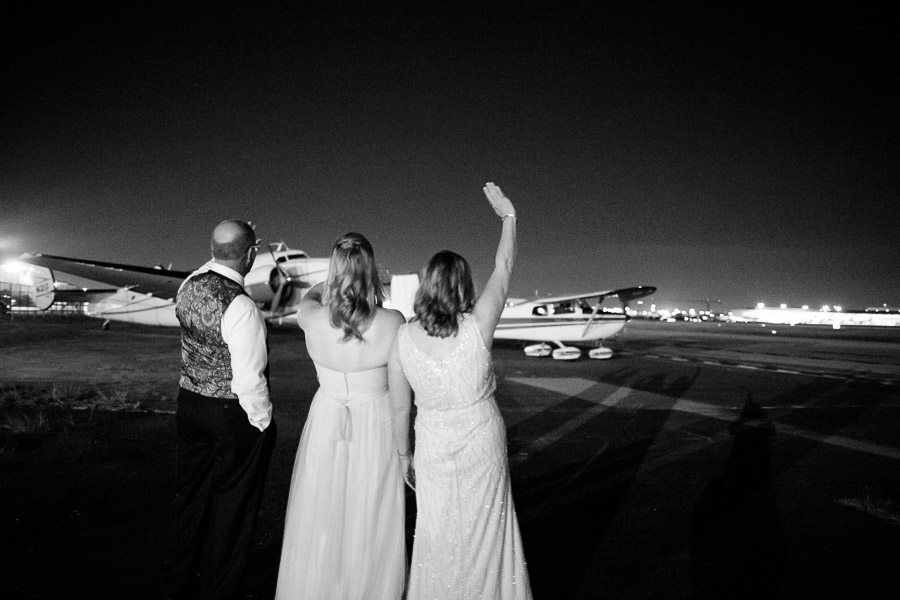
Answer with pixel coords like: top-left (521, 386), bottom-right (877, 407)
top-left (3, 2), bottom-right (898, 311)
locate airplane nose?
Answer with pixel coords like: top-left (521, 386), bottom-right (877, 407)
top-left (268, 267), bottom-right (283, 293)
top-left (269, 266), bottom-right (297, 311)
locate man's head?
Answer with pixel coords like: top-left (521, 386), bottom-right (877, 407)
top-left (211, 220), bottom-right (259, 276)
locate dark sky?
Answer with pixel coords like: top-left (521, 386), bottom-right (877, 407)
top-left (2, 2), bottom-right (898, 311)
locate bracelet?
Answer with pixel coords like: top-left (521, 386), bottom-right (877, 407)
top-left (501, 213), bottom-right (517, 221)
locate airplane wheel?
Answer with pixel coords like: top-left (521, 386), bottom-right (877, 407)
top-left (524, 343), bottom-right (552, 357)
top-left (552, 347), bottom-right (582, 360)
top-left (589, 347), bottom-right (613, 359)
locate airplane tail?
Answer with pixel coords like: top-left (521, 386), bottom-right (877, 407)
top-left (25, 264), bottom-right (56, 310)
top-left (386, 273), bottom-right (419, 320)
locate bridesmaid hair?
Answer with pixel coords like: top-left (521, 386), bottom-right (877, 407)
top-left (323, 232), bottom-right (384, 342)
top-left (413, 250), bottom-right (476, 338)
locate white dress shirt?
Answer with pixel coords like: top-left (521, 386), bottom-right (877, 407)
top-left (182, 260), bottom-right (272, 431)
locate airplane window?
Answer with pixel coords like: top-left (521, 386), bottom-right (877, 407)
top-left (277, 253), bottom-right (308, 262)
top-left (556, 302), bottom-right (575, 314)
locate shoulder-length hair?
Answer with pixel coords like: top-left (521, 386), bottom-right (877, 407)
top-left (322, 232), bottom-right (384, 342)
top-left (413, 250), bottom-right (476, 338)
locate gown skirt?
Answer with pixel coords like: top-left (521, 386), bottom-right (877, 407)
top-left (274, 363), bottom-right (406, 600)
top-left (398, 319), bottom-right (532, 600)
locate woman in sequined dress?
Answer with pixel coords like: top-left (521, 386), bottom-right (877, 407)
top-left (275, 232), bottom-right (412, 600)
top-left (390, 183), bottom-right (533, 599)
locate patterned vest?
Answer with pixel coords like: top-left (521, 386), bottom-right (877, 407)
top-left (176, 271), bottom-right (246, 398)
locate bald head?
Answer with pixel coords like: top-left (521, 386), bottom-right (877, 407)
top-left (211, 220), bottom-right (257, 261)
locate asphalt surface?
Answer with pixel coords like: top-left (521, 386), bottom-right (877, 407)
top-left (2, 317), bottom-right (899, 599)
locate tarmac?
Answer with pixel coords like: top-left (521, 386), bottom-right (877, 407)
top-left (2, 316), bottom-right (899, 599)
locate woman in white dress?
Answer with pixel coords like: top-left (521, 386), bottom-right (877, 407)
top-left (390, 183), bottom-right (533, 600)
top-left (275, 232), bottom-right (412, 600)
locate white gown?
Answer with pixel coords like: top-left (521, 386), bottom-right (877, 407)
top-left (275, 363), bottom-right (406, 600)
top-left (398, 317), bottom-right (532, 600)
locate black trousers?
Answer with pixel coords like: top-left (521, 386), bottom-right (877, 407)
top-left (162, 388), bottom-right (276, 600)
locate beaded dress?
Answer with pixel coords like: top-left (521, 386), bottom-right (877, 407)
top-left (275, 363), bottom-right (406, 600)
top-left (398, 316), bottom-right (532, 600)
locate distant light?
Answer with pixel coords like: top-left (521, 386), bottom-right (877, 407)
top-left (822, 305), bottom-right (830, 312)
top-left (756, 302), bottom-right (765, 309)
top-left (834, 305), bottom-right (842, 312)
top-left (1, 260), bottom-right (25, 273)
top-left (772, 330), bottom-right (777, 334)
top-left (802, 305), bottom-right (809, 310)
top-left (780, 303), bottom-right (787, 309)
top-left (832, 323), bottom-right (841, 330)
top-left (1, 260), bottom-right (34, 286)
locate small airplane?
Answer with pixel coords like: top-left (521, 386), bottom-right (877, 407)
top-left (14, 242), bottom-right (329, 328)
top-left (385, 274), bottom-right (656, 360)
top-left (12, 250), bottom-right (654, 360)
top-left (495, 286), bottom-right (656, 360)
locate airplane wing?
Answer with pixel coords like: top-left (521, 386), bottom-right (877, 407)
top-left (17, 253), bottom-right (190, 300)
top-left (510, 285), bottom-right (656, 306)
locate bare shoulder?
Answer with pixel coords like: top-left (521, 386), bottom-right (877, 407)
top-left (375, 307), bottom-right (407, 332)
top-left (296, 300), bottom-right (326, 330)
top-left (378, 307), bottom-right (406, 327)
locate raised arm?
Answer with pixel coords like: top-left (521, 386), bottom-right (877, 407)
top-left (473, 182), bottom-right (517, 346)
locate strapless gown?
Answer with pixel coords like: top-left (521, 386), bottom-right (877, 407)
top-left (398, 317), bottom-right (532, 600)
top-left (275, 363), bottom-right (406, 600)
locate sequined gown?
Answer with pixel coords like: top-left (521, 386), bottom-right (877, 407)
top-left (275, 364), bottom-right (406, 600)
top-left (398, 316), bottom-right (532, 600)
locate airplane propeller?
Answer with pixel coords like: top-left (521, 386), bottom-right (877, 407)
top-left (266, 243), bottom-right (302, 313)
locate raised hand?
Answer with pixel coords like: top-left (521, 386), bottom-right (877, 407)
top-left (482, 182), bottom-right (515, 219)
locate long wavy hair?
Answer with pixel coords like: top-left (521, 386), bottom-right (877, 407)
top-left (413, 250), bottom-right (476, 338)
top-left (322, 232), bottom-right (384, 342)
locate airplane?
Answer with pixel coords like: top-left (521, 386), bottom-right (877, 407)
top-left (14, 242), bottom-right (330, 328)
top-left (494, 285), bottom-right (656, 360)
top-left (12, 250), bottom-right (654, 360)
top-left (384, 274), bottom-right (655, 360)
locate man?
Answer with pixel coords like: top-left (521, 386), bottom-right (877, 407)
top-left (163, 220), bottom-right (276, 600)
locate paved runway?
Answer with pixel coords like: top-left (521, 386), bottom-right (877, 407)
top-left (2, 318), bottom-right (899, 598)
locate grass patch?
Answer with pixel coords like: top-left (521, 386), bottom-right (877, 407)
top-left (1, 382), bottom-right (144, 411)
top-left (0, 382), bottom-right (161, 453)
top-left (837, 481), bottom-right (900, 525)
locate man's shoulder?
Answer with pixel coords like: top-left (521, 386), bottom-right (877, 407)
top-left (227, 294), bottom-right (261, 317)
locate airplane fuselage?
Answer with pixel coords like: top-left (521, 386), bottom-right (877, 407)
top-left (495, 314), bottom-right (626, 343)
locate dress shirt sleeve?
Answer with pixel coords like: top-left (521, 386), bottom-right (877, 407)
top-left (222, 295), bottom-right (272, 431)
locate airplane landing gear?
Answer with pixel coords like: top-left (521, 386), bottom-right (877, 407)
top-left (589, 346), bottom-right (613, 359)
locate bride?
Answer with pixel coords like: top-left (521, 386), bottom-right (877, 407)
top-left (275, 232), bottom-right (411, 600)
